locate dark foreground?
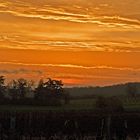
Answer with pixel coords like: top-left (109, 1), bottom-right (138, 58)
top-left (0, 111), bottom-right (140, 140)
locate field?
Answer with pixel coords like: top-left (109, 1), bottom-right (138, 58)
top-left (0, 98), bottom-right (140, 112)
top-left (0, 99), bottom-right (95, 112)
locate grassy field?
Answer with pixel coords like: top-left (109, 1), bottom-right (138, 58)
top-left (0, 99), bottom-right (95, 112)
top-left (0, 98), bottom-right (140, 112)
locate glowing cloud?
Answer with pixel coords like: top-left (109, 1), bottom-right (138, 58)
top-left (0, 0), bottom-right (140, 86)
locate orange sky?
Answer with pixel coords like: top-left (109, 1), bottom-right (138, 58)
top-left (0, 0), bottom-right (140, 86)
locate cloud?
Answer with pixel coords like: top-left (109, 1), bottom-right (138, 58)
top-left (0, 0), bottom-right (140, 86)
top-left (0, 68), bottom-right (43, 75)
top-left (1, 61), bottom-right (140, 72)
top-left (0, 61), bottom-right (140, 86)
top-left (0, 0), bottom-right (140, 29)
top-left (1, 34), bottom-right (140, 52)
top-left (0, 10), bottom-right (140, 29)
top-left (0, 0), bottom-right (140, 53)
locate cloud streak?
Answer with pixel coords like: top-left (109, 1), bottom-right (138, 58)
top-left (0, 9), bottom-right (140, 29)
top-left (1, 35), bottom-right (140, 52)
top-left (0, 0), bottom-right (140, 53)
top-left (0, 0), bottom-right (140, 86)
top-left (1, 61), bottom-right (140, 72)
top-left (1, 61), bottom-right (140, 86)
top-left (0, 0), bottom-right (140, 29)
top-left (0, 69), bottom-right (42, 75)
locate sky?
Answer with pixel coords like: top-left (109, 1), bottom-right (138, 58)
top-left (0, 0), bottom-right (140, 86)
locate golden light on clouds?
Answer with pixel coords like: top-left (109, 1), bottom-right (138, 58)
top-left (0, 0), bottom-right (140, 86)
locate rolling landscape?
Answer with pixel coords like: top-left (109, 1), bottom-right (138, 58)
top-left (0, 0), bottom-right (140, 139)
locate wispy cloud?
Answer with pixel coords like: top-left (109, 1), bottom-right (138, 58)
top-left (0, 0), bottom-right (140, 86)
top-left (1, 35), bottom-right (140, 52)
top-left (0, 9), bottom-right (140, 29)
top-left (1, 61), bottom-right (140, 86)
top-left (0, 69), bottom-right (42, 75)
top-left (1, 61), bottom-right (140, 72)
top-left (0, 0), bottom-right (140, 29)
top-left (0, 0), bottom-right (140, 53)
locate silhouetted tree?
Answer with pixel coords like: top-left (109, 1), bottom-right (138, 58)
top-left (8, 78), bottom-right (28, 100)
top-left (0, 76), bottom-right (5, 99)
top-left (34, 79), bottom-right (44, 100)
top-left (8, 80), bottom-right (19, 100)
top-left (35, 78), bottom-right (66, 105)
top-left (23, 80), bottom-right (34, 90)
top-left (44, 78), bottom-right (63, 92)
top-left (0, 76), bottom-right (69, 106)
top-left (17, 78), bottom-right (28, 98)
top-left (26, 80), bottom-right (35, 97)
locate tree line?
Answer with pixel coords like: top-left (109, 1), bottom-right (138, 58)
top-left (0, 76), bottom-right (70, 106)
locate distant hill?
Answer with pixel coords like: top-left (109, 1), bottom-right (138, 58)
top-left (65, 82), bottom-right (140, 98)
